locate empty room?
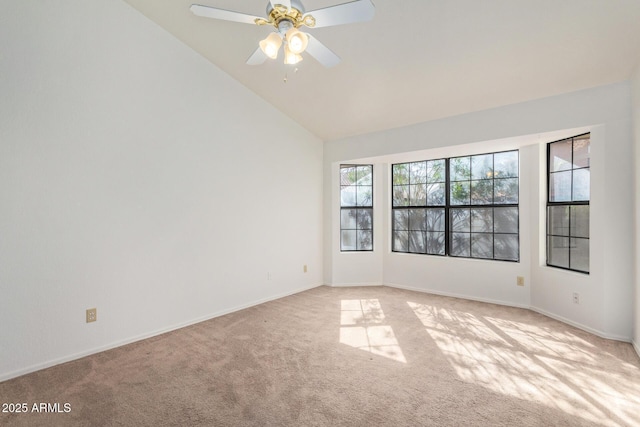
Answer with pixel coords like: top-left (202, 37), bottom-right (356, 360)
top-left (1, 0), bottom-right (640, 425)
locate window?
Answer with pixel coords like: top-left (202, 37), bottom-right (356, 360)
top-left (392, 150), bottom-right (519, 262)
top-left (449, 151), bottom-right (519, 261)
top-left (392, 160), bottom-right (446, 254)
top-left (340, 165), bottom-right (373, 251)
top-left (546, 133), bottom-right (590, 273)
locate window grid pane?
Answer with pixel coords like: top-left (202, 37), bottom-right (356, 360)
top-left (341, 164), bottom-right (373, 252)
top-left (447, 150), bottom-right (519, 262)
top-left (392, 150), bottom-right (519, 262)
top-left (546, 134), bottom-right (590, 273)
top-left (394, 208), bottom-right (445, 255)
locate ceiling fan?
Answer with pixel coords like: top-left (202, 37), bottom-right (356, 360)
top-left (190, 0), bottom-right (375, 68)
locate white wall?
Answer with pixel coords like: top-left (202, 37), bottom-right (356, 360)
top-left (633, 65), bottom-right (640, 354)
top-left (326, 162), bottom-right (385, 286)
top-left (530, 124), bottom-right (634, 340)
top-left (381, 142), bottom-right (534, 308)
top-left (0, 0), bottom-right (323, 381)
top-left (324, 82), bottom-right (634, 340)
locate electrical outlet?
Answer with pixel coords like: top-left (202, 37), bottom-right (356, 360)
top-left (573, 293), bottom-right (579, 304)
top-left (267, 272), bottom-right (272, 281)
top-left (86, 308), bottom-right (97, 323)
top-left (516, 276), bottom-right (525, 286)
top-left (303, 264), bottom-right (308, 273)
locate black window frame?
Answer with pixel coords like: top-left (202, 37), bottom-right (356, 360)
top-left (340, 164), bottom-right (374, 252)
top-left (391, 159), bottom-right (447, 255)
top-left (546, 133), bottom-right (590, 274)
top-left (392, 150), bottom-right (520, 262)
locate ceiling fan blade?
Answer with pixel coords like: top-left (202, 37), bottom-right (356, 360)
top-left (270, 0), bottom-right (291, 11)
top-left (305, 0), bottom-right (375, 28)
top-left (246, 47), bottom-right (268, 65)
top-left (305, 34), bottom-right (341, 68)
top-left (190, 4), bottom-right (262, 25)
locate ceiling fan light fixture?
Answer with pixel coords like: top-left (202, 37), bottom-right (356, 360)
top-left (284, 44), bottom-right (303, 65)
top-left (259, 32), bottom-right (282, 59)
top-left (190, 0), bottom-right (376, 68)
top-left (285, 27), bottom-right (308, 54)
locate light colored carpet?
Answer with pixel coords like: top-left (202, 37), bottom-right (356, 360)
top-left (1, 285), bottom-right (639, 426)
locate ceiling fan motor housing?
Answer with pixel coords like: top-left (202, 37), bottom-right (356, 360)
top-left (266, 0), bottom-right (305, 15)
top-left (277, 19), bottom-right (294, 34)
top-left (262, 0), bottom-right (316, 31)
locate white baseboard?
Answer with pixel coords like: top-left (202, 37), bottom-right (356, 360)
top-left (632, 340), bottom-right (640, 360)
top-left (0, 283), bottom-right (323, 383)
top-left (385, 282), bottom-right (530, 309)
top-left (326, 282), bottom-right (383, 287)
top-left (3, 282), bottom-right (633, 382)
top-left (385, 282), bottom-right (632, 343)
top-left (529, 306), bottom-right (630, 342)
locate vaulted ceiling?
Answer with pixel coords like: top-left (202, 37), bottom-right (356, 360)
top-left (123, 0), bottom-right (640, 141)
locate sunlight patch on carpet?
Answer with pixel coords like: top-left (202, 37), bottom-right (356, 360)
top-left (408, 301), bottom-right (640, 426)
top-left (340, 299), bottom-right (406, 363)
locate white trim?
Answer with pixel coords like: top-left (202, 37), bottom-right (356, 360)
top-left (529, 306), bottom-right (629, 342)
top-left (385, 282), bottom-right (530, 309)
top-left (0, 283), bottom-right (323, 383)
top-left (524, 306), bottom-right (630, 342)
top-left (386, 282), bottom-right (632, 342)
top-left (3, 282), bottom-right (633, 382)
top-left (327, 282), bottom-right (383, 287)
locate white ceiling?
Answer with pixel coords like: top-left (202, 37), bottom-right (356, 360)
top-left (123, 0), bottom-right (640, 141)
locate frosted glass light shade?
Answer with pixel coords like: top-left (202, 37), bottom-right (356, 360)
top-left (284, 44), bottom-right (303, 65)
top-left (259, 33), bottom-right (282, 59)
top-left (285, 28), bottom-right (308, 54)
